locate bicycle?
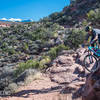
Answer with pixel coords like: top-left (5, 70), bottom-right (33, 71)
top-left (83, 43), bottom-right (100, 73)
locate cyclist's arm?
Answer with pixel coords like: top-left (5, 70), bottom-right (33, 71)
top-left (92, 35), bottom-right (98, 41)
top-left (94, 35), bottom-right (98, 41)
top-left (90, 33), bottom-right (97, 44)
top-left (84, 34), bottom-right (90, 43)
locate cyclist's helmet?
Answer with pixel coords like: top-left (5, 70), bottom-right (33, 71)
top-left (85, 26), bottom-right (92, 32)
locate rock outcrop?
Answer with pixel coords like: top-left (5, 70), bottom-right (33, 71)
top-left (46, 49), bottom-right (86, 100)
top-left (82, 67), bottom-right (100, 100)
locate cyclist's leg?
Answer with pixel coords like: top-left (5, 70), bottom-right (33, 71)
top-left (91, 43), bottom-right (94, 47)
top-left (98, 34), bottom-right (100, 48)
top-left (90, 36), bottom-right (95, 47)
top-left (98, 34), bottom-right (100, 43)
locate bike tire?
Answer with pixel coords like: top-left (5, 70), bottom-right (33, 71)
top-left (83, 54), bottom-right (98, 72)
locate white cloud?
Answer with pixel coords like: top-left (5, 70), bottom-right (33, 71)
top-left (0, 18), bottom-right (33, 22)
top-left (30, 19), bottom-right (33, 21)
top-left (1, 18), bottom-right (7, 20)
top-left (8, 18), bottom-right (22, 22)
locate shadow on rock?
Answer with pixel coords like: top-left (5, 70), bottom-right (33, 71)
top-left (12, 86), bottom-right (62, 98)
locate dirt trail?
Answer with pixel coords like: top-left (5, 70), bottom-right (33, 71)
top-left (0, 75), bottom-right (67, 100)
top-left (0, 49), bottom-right (86, 100)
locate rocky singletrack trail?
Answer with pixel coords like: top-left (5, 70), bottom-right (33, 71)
top-left (0, 48), bottom-right (86, 100)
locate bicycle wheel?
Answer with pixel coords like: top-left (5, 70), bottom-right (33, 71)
top-left (83, 54), bottom-right (98, 72)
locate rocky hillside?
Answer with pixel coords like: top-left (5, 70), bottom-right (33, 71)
top-left (41, 0), bottom-right (100, 27)
top-left (0, 20), bottom-right (86, 96)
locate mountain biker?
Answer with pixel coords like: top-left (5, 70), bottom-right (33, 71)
top-left (84, 26), bottom-right (100, 47)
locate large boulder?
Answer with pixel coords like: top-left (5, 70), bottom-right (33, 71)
top-left (46, 50), bottom-right (85, 100)
top-left (82, 66), bottom-right (100, 100)
top-left (48, 50), bottom-right (85, 84)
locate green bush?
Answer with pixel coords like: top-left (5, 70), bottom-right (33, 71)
top-left (0, 28), bottom-right (4, 34)
top-left (15, 60), bottom-right (40, 76)
top-left (48, 44), bottom-right (69, 60)
top-left (64, 28), bottom-right (86, 49)
top-left (1, 42), bottom-right (8, 49)
top-left (7, 48), bottom-right (16, 55)
top-left (24, 27), bottom-right (51, 41)
top-left (2, 47), bottom-right (16, 55)
top-left (15, 56), bottom-right (51, 76)
top-left (1, 43), bottom-right (16, 55)
top-left (82, 20), bottom-right (88, 26)
top-left (87, 9), bottom-right (100, 22)
top-left (39, 56), bottom-right (51, 69)
top-left (23, 43), bottom-right (29, 51)
top-left (87, 10), bottom-right (96, 21)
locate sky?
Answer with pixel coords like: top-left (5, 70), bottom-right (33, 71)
top-left (0, 0), bottom-right (70, 21)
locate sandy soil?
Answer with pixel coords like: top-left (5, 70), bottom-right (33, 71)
top-left (0, 75), bottom-right (69, 100)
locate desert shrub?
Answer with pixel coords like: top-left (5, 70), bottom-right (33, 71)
top-left (23, 43), bottom-right (29, 51)
top-left (49, 12), bottom-right (59, 20)
top-left (15, 60), bottom-right (40, 76)
top-left (7, 48), bottom-right (16, 55)
top-left (2, 46), bottom-right (16, 55)
top-left (48, 44), bottom-right (69, 60)
top-left (87, 10), bottom-right (96, 21)
top-left (64, 28), bottom-right (86, 49)
top-left (39, 56), bottom-right (51, 69)
top-left (87, 9), bottom-right (100, 22)
top-left (0, 28), bottom-right (6, 36)
top-left (1, 42), bottom-right (8, 49)
top-left (15, 56), bottom-right (51, 76)
top-left (0, 28), bottom-right (4, 34)
top-left (82, 20), bottom-right (88, 26)
top-left (50, 23), bottom-right (63, 31)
